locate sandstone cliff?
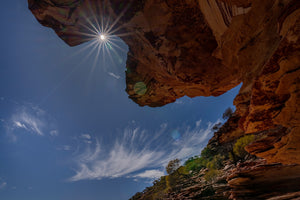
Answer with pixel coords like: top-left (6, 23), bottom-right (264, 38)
top-left (28, 0), bottom-right (300, 199)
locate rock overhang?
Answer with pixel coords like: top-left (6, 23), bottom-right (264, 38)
top-left (28, 0), bottom-right (300, 165)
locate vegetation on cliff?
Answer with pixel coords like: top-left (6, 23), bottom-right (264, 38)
top-left (130, 119), bottom-right (258, 200)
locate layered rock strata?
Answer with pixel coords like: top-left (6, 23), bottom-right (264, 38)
top-left (131, 158), bottom-right (300, 200)
top-left (227, 159), bottom-right (300, 200)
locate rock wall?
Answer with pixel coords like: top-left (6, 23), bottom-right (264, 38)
top-left (130, 158), bottom-right (300, 200)
top-left (28, 0), bottom-right (300, 198)
top-left (227, 159), bottom-right (300, 199)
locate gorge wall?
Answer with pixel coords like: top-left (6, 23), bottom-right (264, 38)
top-left (28, 0), bottom-right (300, 199)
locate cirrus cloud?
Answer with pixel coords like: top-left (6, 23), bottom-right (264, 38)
top-left (0, 178), bottom-right (7, 190)
top-left (69, 119), bottom-right (221, 181)
top-left (4, 103), bottom-right (58, 141)
top-left (133, 170), bottom-right (165, 179)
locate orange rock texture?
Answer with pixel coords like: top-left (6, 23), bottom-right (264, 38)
top-left (28, 0), bottom-right (300, 196)
top-left (227, 159), bottom-right (300, 199)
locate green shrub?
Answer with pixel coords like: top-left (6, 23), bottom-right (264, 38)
top-left (166, 159), bottom-right (180, 175)
top-left (184, 147), bottom-right (224, 173)
top-left (165, 167), bottom-right (190, 192)
top-left (201, 147), bottom-right (215, 160)
top-left (206, 154), bottom-right (225, 170)
top-left (184, 156), bottom-right (207, 173)
top-left (177, 166), bottom-right (189, 175)
top-left (130, 176), bottom-right (168, 200)
top-left (165, 173), bottom-right (177, 191)
top-left (233, 135), bottom-right (256, 158)
top-left (204, 169), bottom-right (221, 182)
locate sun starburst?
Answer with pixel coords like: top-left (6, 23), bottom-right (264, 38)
top-left (38, 2), bottom-right (135, 104)
top-left (99, 34), bottom-right (106, 41)
top-left (68, 1), bottom-right (136, 76)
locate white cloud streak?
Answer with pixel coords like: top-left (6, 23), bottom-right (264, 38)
top-left (133, 170), bottom-right (164, 179)
top-left (5, 104), bottom-right (58, 140)
top-left (0, 180), bottom-right (7, 190)
top-left (50, 130), bottom-right (59, 136)
top-left (57, 145), bottom-right (72, 151)
top-left (12, 111), bottom-right (44, 135)
top-left (108, 72), bottom-right (120, 79)
top-left (81, 134), bottom-right (91, 140)
top-left (8, 105), bottom-right (46, 136)
top-left (69, 119), bottom-right (220, 181)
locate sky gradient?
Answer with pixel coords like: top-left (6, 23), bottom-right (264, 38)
top-left (0, 1), bottom-right (241, 199)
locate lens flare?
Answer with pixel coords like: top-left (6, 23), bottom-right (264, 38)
top-left (65, 1), bottom-right (136, 78)
top-left (38, 1), bottom-right (134, 104)
top-left (99, 34), bottom-right (106, 41)
top-left (171, 130), bottom-right (181, 141)
top-left (134, 82), bottom-right (147, 95)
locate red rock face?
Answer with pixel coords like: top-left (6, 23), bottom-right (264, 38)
top-left (243, 34), bottom-right (300, 164)
top-left (227, 159), bottom-right (300, 199)
top-left (28, 0), bottom-right (247, 107)
top-left (28, 0), bottom-right (300, 196)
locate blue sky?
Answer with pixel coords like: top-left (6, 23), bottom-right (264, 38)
top-left (0, 1), bottom-right (241, 199)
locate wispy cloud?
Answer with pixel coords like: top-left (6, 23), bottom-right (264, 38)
top-left (133, 170), bottom-right (165, 179)
top-left (50, 130), bottom-right (59, 136)
top-left (4, 103), bottom-right (58, 140)
top-left (0, 178), bottom-right (7, 190)
top-left (108, 72), bottom-right (120, 79)
top-left (69, 119), bottom-right (220, 181)
top-left (12, 107), bottom-right (44, 135)
top-left (81, 134), bottom-right (92, 144)
top-left (81, 134), bottom-right (91, 140)
top-left (57, 145), bottom-right (72, 151)
top-left (196, 119), bottom-right (202, 127)
top-left (174, 99), bottom-right (184, 104)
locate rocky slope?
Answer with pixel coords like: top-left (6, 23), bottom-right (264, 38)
top-left (130, 158), bottom-right (300, 200)
top-left (28, 0), bottom-right (300, 199)
top-left (130, 167), bottom-right (231, 200)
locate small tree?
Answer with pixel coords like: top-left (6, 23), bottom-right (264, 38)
top-left (201, 147), bottom-right (215, 160)
top-left (206, 155), bottom-right (225, 170)
top-left (222, 107), bottom-right (233, 120)
top-left (233, 135), bottom-right (256, 159)
top-left (212, 122), bottom-right (222, 131)
top-left (166, 159), bottom-right (180, 175)
top-left (184, 156), bottom-right (207, 172)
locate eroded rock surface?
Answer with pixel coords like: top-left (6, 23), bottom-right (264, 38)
top-left (28, 0), bottom-right (300, 199)
top-left (228, 159), bottom-right (300, 199)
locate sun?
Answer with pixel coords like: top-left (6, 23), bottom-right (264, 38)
top-left (98, 33), bottom-right (106, 41)
top-left (67, 1), bottom-right (135, 75)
